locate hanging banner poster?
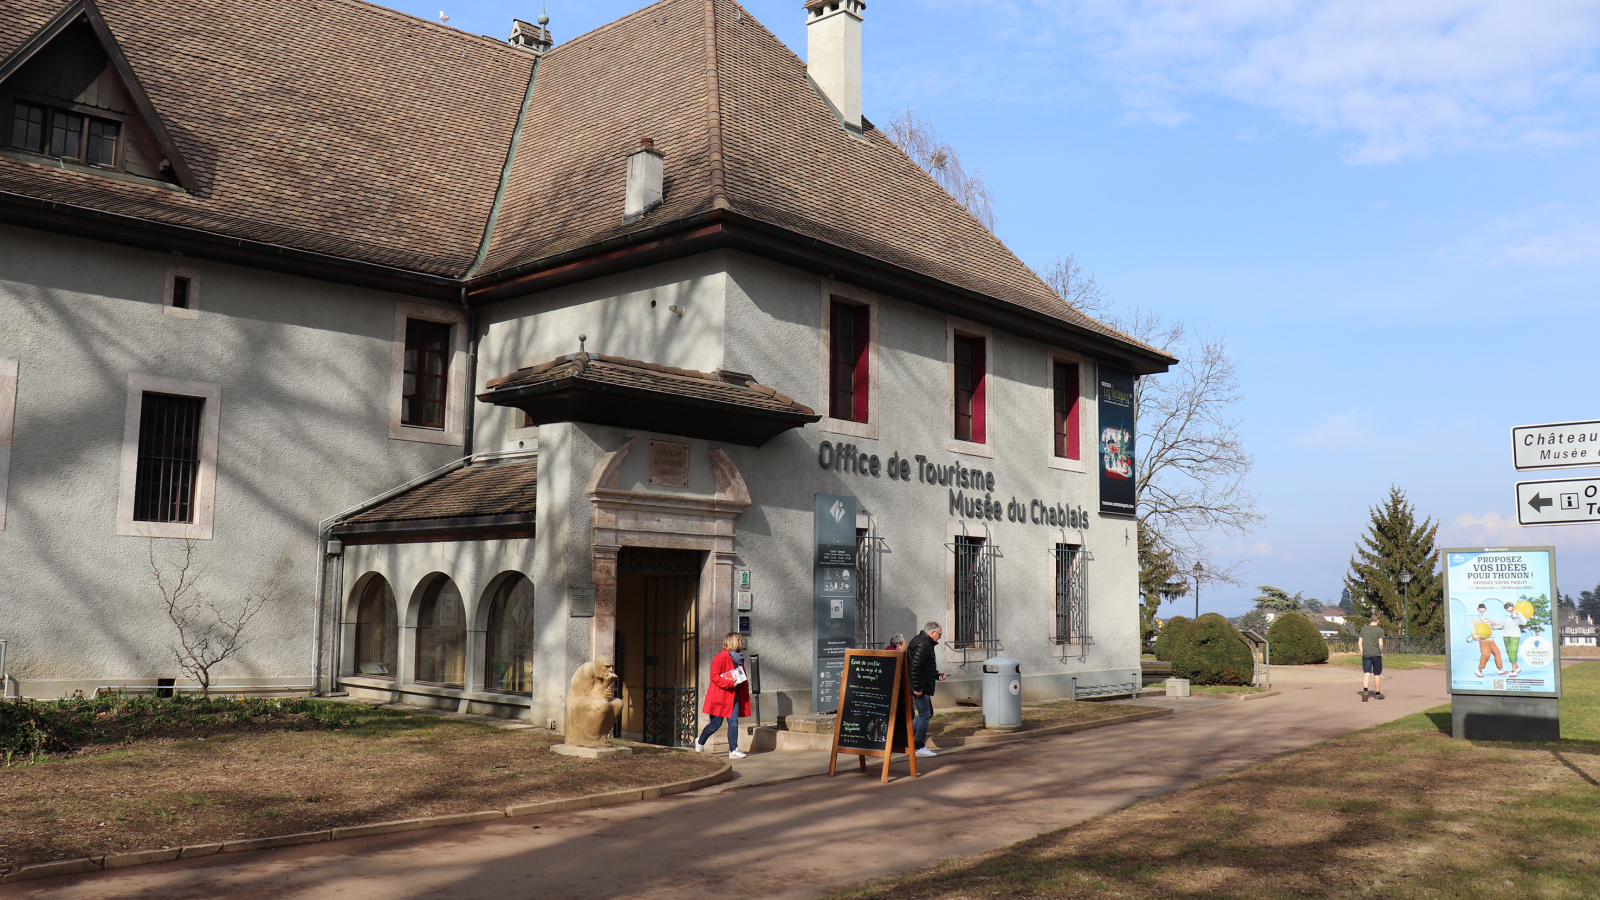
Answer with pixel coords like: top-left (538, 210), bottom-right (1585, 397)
top-left (1097, 364), bottom-right (1136, 517)
top-left (1443, 547), bottom-right (1561, 698)
top-left (813, 493), bottom-right (858, 712)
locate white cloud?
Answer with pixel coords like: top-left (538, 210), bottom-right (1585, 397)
top-left (1443, 203), bottom-right (1600, 266)
top-left (1046, 0), bottom-right (1600, 162)
top-left (1440, 513), bottom-right (1600, 586)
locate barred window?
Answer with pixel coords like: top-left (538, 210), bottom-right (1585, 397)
top-left (856, 527), bottom-right (885, 648)
top-left (1053, 543), bottom-right (1087, 645)
top-left (133, 392), bottom-right (204, 523)
top-left (951, 535), bottom-right (1000, 651)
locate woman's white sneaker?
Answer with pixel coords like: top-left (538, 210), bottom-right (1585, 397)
top-left (728, 749), bottom-right (748, 759)
top-left (692, 740), bottom-right (704, 752)
top-left (915, 747), bottom-right (937, 757)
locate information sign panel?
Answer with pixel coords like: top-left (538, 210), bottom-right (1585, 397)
top-left (813, 494), bottom-right (857, 711)
top-left (1515, 477), bottom-right (1600, 526)
top-left (828, 649), bottom-right (918, 783)
top-left (1443, 547), bottom-right (1561, 698)
top-left (1512, 420), bottom-right (1600, 471)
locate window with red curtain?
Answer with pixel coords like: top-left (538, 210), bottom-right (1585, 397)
top-left (954, 334), bottom-right (986, 443)
top-left (1054, 361), bottom-right (1080, 459)
top-left (829, 300), bottom-right (870, 422)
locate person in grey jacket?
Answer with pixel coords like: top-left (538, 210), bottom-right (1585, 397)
top-left (904, 622), bottom-right (947, 757)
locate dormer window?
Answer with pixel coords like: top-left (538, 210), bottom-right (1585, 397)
top-left (0, 15), bottom-right (189, 188)
top-left (10, 101), bottom-right (119, 167)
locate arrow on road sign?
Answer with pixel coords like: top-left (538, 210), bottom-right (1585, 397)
top-left (1517, 477), bottom-right (1600, 526)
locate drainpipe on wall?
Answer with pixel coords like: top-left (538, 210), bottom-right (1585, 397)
top-left (460, 283), bottom-right (478, 459)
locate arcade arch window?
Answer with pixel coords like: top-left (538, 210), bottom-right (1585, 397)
top-left (415, 575), bottom-right (466, 687)
top-left (485, 575), bottom-right (536, 694)
top-left (354, 577), bottom-right (398, 678)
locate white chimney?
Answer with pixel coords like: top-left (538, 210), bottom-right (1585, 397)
top-left (805, 0), bottom-right (865, 130)
top-left (623, 137), bottom-right (665, 224)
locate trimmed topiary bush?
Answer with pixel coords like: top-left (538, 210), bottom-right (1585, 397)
top-left (1152, 615), bottom-right (1192, 662)
top-left (1265, 612), bottom-right (1330, 665)
top-left (1171, 613), bottom-right (1256, 685)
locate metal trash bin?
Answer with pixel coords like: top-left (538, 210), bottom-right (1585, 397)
top-left (981, 657), bottom-right (1023, 733)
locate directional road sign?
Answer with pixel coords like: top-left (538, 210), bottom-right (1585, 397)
top-left (1516, 477), bottom-right (1600, 526)
top-left (1513, 420), bottom-right (1600, 470)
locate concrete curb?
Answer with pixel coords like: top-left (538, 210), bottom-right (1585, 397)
top-left (929, 707), bottom-right (1174, 749)
top-left (0, 763), bottom-right (733, 886)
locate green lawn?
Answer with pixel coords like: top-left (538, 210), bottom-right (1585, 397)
top-left (832, 663), bottom-right (1600, 900)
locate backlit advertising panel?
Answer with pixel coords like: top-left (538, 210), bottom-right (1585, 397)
top-left (1443, 547), bottom-right (1561, 698)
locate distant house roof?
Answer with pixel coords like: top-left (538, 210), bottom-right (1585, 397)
top-left (480, 352), bottom-right (821, 447)
top-left (0, 0), bottom-right (1173, 373)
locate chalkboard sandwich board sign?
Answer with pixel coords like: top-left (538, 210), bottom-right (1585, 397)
top-left (828, 649), bottom-right (919, 782)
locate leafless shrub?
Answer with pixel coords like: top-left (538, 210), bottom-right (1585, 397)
top-left (884, 109), bottom-right (997, 231)
top-left (149, 539), bottom-right (269, 698)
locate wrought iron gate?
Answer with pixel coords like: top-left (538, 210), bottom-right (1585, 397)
top-left (949, 535), bottom-right (1001, 654)
top-left (618, 547), bottom-right (700, 747)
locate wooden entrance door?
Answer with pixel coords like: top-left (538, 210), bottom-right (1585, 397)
top-left (614, 548), bottom-right (700, 746)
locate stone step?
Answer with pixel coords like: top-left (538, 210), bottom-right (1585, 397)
top-left (780, 714), bottom-right (835, 734)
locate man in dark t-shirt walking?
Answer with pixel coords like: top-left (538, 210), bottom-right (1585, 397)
top-left (1359, 613), bottom-right (1385, 702)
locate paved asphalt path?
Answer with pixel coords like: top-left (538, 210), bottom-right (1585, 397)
top-left (6, 668), bottom-right (1448, 900)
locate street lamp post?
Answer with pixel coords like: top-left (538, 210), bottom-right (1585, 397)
top-left (1192, 562), bottom-right (1204, 620)
top-left (1399, 570), bottom-right (1412, 653)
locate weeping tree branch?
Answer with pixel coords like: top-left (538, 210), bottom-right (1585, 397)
top-left (884, 109), bottom-right (997, 231)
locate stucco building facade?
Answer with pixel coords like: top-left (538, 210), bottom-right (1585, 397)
top-left (0, 0), bottom-right (1172, 744)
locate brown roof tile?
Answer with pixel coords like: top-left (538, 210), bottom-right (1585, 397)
top-left (482, 352), bottom-right (816, 416)
top-left (0, 0), bottom-right (1164, 359)
top-left (0, 0), bottom-right (532, 274)
top-left (346, 460), bottom-right (537, 523)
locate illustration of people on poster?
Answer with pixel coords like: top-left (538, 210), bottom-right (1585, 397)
top-left (1444, 548), bottom-right (1560, 696)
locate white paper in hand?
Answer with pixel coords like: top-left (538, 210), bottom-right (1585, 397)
top-left (729, 666), bottom-right (748, 685)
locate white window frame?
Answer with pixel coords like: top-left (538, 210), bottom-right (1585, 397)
top-left (816, 279), bottom-right (879, 440)
top-left (946, 316), bottom-right (994, 458)
top-left (0, 358), bottom-right (16, 531)
top-left (116, 373), bottom-right (221, 539)
top-left (163, 266), bottom-right (201, 319)
top-left (1046, 351), bottom-right (1089, 474)
top-left (390, 301), bottom-right (468, 446)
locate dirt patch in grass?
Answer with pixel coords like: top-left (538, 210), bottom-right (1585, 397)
top-left (0, 699), bottom-right (721, 875)
top-left (925, 702), bottom-right (1143, 740)
top-left (832, 664), bottom-right (1600, 900)
top-left (1329, 651), bottom-right (1445, 670)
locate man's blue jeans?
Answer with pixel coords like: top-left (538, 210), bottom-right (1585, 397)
top-left (912, 694), bottom-right (934, 749)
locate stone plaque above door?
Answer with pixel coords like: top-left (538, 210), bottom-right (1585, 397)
top-left (649, 440), bottom-right (691, 487)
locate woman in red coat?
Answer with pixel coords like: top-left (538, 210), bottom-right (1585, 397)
top-left (695, 632), bottom-right (751, 758)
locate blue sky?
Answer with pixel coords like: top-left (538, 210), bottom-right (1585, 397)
top-left (407, 0), bottom-right (1600, 615)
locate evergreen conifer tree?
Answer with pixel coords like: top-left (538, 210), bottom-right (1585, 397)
top-left (1344, 486), bottom-right (1442, 639)
top-left (1138, 525), bottom-right (1189, 640)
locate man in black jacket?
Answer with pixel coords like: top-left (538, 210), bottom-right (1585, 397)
top-left (905, 622), bottom-right (946, 757)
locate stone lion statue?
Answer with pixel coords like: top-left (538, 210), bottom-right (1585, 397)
top-left (563, 657), bottom-right (623, 747)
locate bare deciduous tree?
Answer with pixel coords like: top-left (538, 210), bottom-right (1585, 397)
top-left (1115, 310), bottom-right (1260, 579)
top-left (1039, 254), bottom-right (1111, 318)
top-left (884, 109), bottom-right (997, 231)
top-left (149, 539), bottom-right (268, 698)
